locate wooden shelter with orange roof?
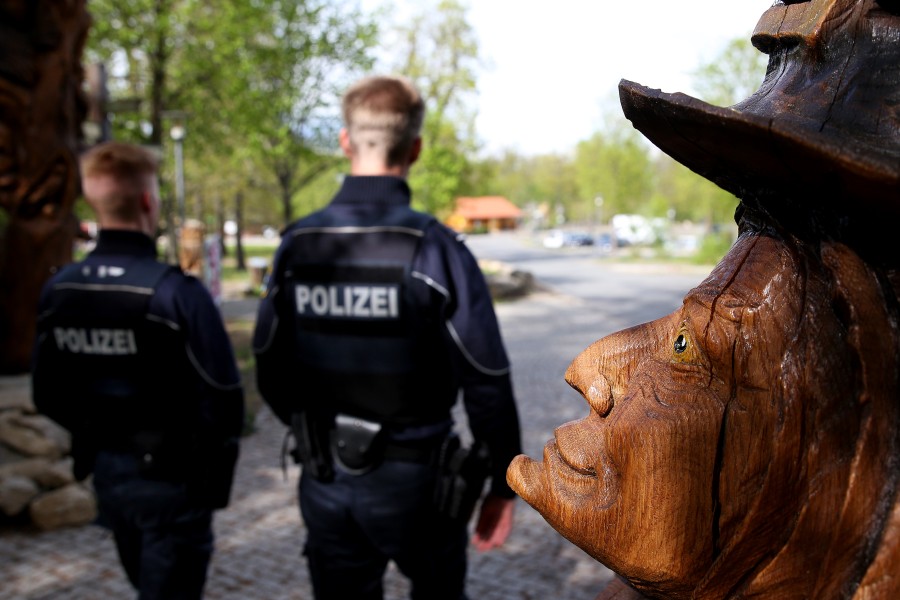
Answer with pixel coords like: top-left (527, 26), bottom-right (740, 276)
top-left (445, 196), bottom-right (522, 233)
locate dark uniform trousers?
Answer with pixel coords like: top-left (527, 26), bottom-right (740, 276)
top-left (93, 452), bottom-right (214, 600)
top-left (300, 459), bottom-right (469, 600)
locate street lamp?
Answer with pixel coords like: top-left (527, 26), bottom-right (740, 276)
top-left (594, 195), bottom-right (604, 229)
top-left (170, 123), bottom-right (186, 228)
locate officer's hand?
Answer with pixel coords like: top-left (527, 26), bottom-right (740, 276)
top-left (472, 494), bottom-right (514, 551)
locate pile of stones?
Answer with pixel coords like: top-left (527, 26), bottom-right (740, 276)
top-left (0, 375), bottom-right (96, 530)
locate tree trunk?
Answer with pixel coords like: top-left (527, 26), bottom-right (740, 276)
top-left (234, 191), bottom-right (245, 271)
top-left (280, 182), bottom-right (293, 226)
top-left (215, 193), bottom-right (227, 257)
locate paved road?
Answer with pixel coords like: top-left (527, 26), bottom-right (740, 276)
top-left (1, 231), bottom-right (713, 600)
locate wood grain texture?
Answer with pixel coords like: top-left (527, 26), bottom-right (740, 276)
top-left (508, 1), bottom-right (900, 598)
top-left (0, 0), bottom-right (89, 373)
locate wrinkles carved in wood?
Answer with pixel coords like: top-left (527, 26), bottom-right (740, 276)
top-left (508, 1), bottom-right (900, 598)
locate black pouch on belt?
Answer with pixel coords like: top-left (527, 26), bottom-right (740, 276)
top-left (331, 414), bottom-right (386, 475)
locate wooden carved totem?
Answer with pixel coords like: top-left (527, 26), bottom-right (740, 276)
top-left (0, 0), bottom-right (90, 374)
top-left (508, 1), bottom-right (900, 598)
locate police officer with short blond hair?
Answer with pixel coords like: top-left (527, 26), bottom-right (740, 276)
top-left (253, 75), bottom-right (522, 600)
top-left (32, 141), bottom-right (244, 600)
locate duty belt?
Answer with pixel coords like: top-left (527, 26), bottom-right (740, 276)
top-left (382, 436), bottom-right (443, 464)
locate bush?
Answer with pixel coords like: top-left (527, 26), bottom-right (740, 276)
top-left (693, 231), bottom-right (735, 265)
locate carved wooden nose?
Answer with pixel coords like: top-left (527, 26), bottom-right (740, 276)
top-left (565, 319), bottom-right (670, 417)
top-left (565, 349), bottom-right (614, 416)
top-left (565, 338), bottom-right (612, 415)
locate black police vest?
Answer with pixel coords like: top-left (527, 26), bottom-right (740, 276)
top-left (40, 258), bottom-right (194, 445)
top-left (283, 211), bottom-right (458, 426)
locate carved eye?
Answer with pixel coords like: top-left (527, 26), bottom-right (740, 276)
top-left (671, 326), bottom-right (703, 365)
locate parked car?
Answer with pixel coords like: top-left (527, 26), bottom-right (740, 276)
top-left (542, 230), bottom-right (566, 248)
top-left (565, 232), bottom-right (594, 246)
top-left (595, 233), bottom-right (614, 253)
top-left (543, 230), bottom-right (594, 248)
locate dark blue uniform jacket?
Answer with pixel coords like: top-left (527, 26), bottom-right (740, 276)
top-left (32, 230), bottom-right (244, 508)
top-left (253, 176), bottom-right (522, 497)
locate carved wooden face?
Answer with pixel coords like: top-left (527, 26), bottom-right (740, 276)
top-left (510, 0), bottom-right (900, 596)
top-left (507, 228), bottom-right (864, 596)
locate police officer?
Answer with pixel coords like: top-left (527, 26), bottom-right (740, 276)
top-left (32, 141), bottom-right (244, 600)
top-left (253, 75), bottom-right (523, 600)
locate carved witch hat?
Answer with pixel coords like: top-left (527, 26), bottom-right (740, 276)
top-left (618, 0), bottom-right (900, 217)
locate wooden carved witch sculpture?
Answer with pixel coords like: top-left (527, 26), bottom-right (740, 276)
top-left (0, 0), bottom-right (90, 374)
top-left (507, 1), bottom-right (900, 599)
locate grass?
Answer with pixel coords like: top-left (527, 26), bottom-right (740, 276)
top-left (225, 317), bottom-right (263, 436)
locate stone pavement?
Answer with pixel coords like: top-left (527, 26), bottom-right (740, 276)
top-left (1, 289), bottom-right (620, 600)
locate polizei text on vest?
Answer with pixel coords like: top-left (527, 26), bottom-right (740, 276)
top-left (295, 283), bottom-right (400, 319)
top-left (54, 327), bottom-right (138, 355)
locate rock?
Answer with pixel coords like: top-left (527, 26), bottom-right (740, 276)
top-left (486, 268), bottom-right (535, 300)
top-left (28, 484), bottom-right (97, 530)
top-left (0, 475), bottom-right (41, 516)
top-left (0, 442), bottom-right (28, 464)
top-left (0, 411), bottom-right (71, 458)
top-left (0, 375), bottom-right (35, 412)
top-left (0, 457), bottom-right (75, 488)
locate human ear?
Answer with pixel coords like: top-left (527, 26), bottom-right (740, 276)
top-left (339, 128), bottom-right (353, 158)
top-left (409, 137), bottom-right (422, 166)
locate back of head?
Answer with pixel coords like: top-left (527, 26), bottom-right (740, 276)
top-left (80, 141), bottom-right (159, 224)
top-left (341, 75), bottom-right (424, 168)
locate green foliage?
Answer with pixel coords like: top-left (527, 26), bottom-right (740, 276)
top-left (410, 143), bottom-right (468, 217)
top-left (84, 0), bottom-right (378, 232)
top-left (573, 126), bottom-right (655, 219)
top-left (292, 161), bottom-right (344, 219)
top-left (693, 230), bottom-right (736, 265)
top-left (654, 155), bottom-right (739, 225)
top-left (691, 38), bottom-right (769, 106)
top-left (231, 1), bottom-right (377, 225)
top-left (392, 0), bottom-right (479, 140)
top-left (385, 0), bottom-right (480, 217)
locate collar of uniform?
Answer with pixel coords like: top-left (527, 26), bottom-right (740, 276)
top-left (92, 229), bottom-right (158, 258)
top-left (332, 175), bottom-right (411, 207)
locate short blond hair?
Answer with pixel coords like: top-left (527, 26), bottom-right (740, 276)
top-left (341, 75), bottom-right (425, 167)
top-left (80, 141), bottom-right (159, 221)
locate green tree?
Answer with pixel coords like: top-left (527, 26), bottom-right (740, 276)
top-left (573, 127), bottom-right (655, 222)
top-left (86, 0), bottom-right (199, 257)
top-left (527, 154), bottom-right (578, 226)
top-left (473, 150), bottom-right (540, 206)
top-left (691, 37), bottom-right (768, 106)
top-left (654, 156), bottom-right (736, 226)
top-left (668, 36), bottom-right (766, 227)
top-left (232, 0), bottom-right (376, 226)
top-left (84, 0), bottom-right (378, 240)
top-left (385, 0), bottom-right (481, 216)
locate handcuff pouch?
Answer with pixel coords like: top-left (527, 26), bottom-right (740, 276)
top-left (331, 414), bottom-right (385, 475)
